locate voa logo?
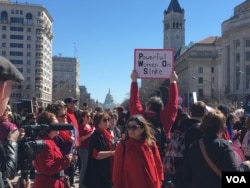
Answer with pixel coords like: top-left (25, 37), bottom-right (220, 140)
top-left (226, 176), bottom-right (246, 183)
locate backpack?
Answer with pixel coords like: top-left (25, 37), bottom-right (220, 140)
top-left (145, 115), bottom-right (167, 158)
top-left (163, 124), bottom-right (197, 174)
top-left (241, 130), bottom-right (250, 157)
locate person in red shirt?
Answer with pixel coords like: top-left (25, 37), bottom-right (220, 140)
top-left (64, 97), bottom-right (79, 147)
top-left (33, 111), bottom-right (72, 188)
top-left (130, 70), bottom-right (179, 140)
top-left (78, 110), bottom-right (95, 188)
top-left (113, 115), bottom-right (164, 188)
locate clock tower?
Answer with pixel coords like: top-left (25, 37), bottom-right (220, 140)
top-left (163, 0), bottom-right (185, 56)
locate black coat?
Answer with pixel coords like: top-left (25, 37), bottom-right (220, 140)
top-left (183, 134), bottom-right (238, 188)
top-left (0, 141), bottom-right (18, 188)
top-left (83, 130), bottom-right (113, 188)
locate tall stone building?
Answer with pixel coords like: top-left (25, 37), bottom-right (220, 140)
top-left (52, 56), bottom-right (80, 102)
top-left (175, 0), bottom-right (250, 107)
top-left (0, 0), bottom-right (53, 107)
top-left (221, 0), bottom-right (250, 103)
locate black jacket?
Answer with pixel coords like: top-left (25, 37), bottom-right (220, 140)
top-left (177, 118), bottom-right (203, 150)
top-left (0, 140), bottom-right (18, 188)
top-left (183, 134), bottom-right (238, 188)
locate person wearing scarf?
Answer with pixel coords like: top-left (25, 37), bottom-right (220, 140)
top-left (83, 112), bottom-right (115, 188)
top-left (113, 115), bottom-right (164, 188)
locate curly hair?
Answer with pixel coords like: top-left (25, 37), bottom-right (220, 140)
top-left (36, 111), bottom-right (57, 136)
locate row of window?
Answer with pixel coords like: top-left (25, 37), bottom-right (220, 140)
top-left (235, 40), bottom-right (250, 48)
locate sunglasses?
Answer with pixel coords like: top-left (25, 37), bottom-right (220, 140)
top-left (103, 118), bottom-right (110, 123)
top-left (56, 114), bottom-right (67, 118)
top-left (126, 124), bottom-right (141, 131)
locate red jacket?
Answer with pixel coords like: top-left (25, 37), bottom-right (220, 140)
top-left (33, 136), bottom-right (70, 188)
top-left (66, 111), bottom-right (79, 147)
top-left (112, 138), bottom-right (164, 188)
top-left (130, 82), bottom-right (178, 139)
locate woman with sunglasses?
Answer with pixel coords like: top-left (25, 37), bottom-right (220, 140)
top-left (46, 102), bottom-right (76, 187)
top-left (83, 112), bottom-right (115, 188)
top-left (78, 110), bottom-right (95, 188)
top-left (33, 111), bottom-right (72, 188)
top-left (112, 115), bottom-right (164, 188)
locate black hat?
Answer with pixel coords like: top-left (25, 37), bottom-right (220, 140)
top-left (64, 97), bottom-right (78, 104)
top-left (0, 56), bottom-right (24, 83)
top-left (218, 104), bottom-right (230, 113)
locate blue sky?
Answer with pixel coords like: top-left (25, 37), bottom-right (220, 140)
top-left (21, 0), bottom-right (244, 104)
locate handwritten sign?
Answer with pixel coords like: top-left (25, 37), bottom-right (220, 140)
top-left (134, 49), bottom-right (174, 79)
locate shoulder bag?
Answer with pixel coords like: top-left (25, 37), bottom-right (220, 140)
top-left (198, 139), bottom-right (222, 178)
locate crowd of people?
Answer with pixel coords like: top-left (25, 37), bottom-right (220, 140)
top-left (1, 55), bottom-right (250, 188)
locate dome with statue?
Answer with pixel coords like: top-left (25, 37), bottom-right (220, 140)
top-left (103, 89), bottom-right (119, 110)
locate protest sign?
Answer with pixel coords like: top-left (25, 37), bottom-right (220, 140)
top-left (134, 49), bottom-right (174, 79)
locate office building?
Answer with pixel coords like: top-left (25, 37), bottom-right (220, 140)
top-left (0, 0), bottom-right (53, 107)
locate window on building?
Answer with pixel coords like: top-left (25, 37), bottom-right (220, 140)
top-left (27, 60), bottom-right (31, 65)
top-left (246, 39), bottom-right (250, 47)
top-left (11, 60), bottom-right (23, 64)
top-left (198, 89), bottom-right (204, 97)
top-left (27, 28), bottom-right (31, 32)
top-left (10, 27), bottom-right (23, 32)
top-left (235, 41), bottom-right (240, 49)
top-left (10, 35), bottom-right (23, 40)
top-left (26, 68), bottom-right (30, 73)
top-left (27, 36), bottom-right (31, 40)
top-left (198, 77), bottom-right (203, 84)
top-left (198, 67), bottom-right (203, 73)
top-left (211, 67), bottom-right (214, 73)
top-left (10, 51), bottom-right (23, 56)
top-left (2, 43), bottom-right (6, 47)
top-left (246, 51), bottom-right (250, 61)
top-left (2, 51), bottom-right (6, 56)
top-left (246, 66), bottom-right (250, 89)
top-left (2, 26), bottom-right (6, 30)
top-left (236, 53), bottom-right (240, 63)
top-left (27, 44), bottom-right (31, 48)
top-left (10, 43), bottom-right (23, 48)
top-left (10, 17), bottom-right (24, 24)
top-left (2, 34), bottom-right (6, 39)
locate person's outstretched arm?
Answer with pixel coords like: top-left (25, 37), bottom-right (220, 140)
top-left (160, 71), bottom-right (179, 139)
top-left (130, 70), bottom-right (144, 116)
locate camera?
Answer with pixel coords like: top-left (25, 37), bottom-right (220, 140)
top-left (18, 123), bottom-right (74, 179)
